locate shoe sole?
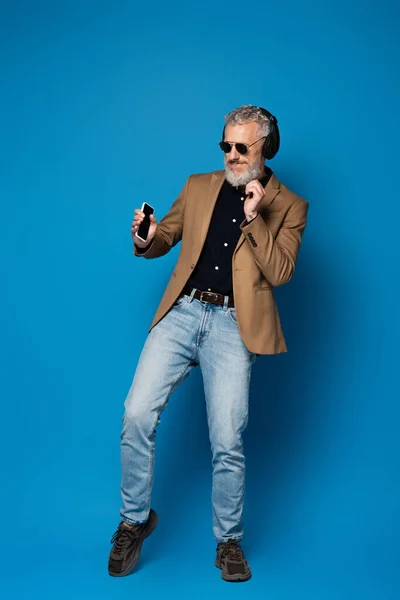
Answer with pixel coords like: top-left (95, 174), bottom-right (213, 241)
top-left (108, 509), bottom-right (158, 577)
top-left (215, 555), bottom-right (252, 582)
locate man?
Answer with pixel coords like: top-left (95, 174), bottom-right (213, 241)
top-left (108, 105), bottom-right (309, 582)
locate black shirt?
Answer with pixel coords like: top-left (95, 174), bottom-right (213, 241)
top-left (135, 166), bottom-right (273, 297)
top-left (186, 167), bottom-right (272, 296)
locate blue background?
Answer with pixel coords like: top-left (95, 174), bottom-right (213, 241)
top-left (1, 1), bottom-right (399, 598)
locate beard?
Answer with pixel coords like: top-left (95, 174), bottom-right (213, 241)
top-left (224, 158), bottom-right (264, 187)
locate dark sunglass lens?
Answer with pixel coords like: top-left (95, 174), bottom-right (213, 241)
top-left (235, 143), bottom-right (248, 155)
top-left (219, 141), bottom-right (232, 153)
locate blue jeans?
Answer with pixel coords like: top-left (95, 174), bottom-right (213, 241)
top-left (119, 288), bottom-right (257, 542)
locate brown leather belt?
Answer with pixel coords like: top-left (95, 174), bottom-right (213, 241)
top-left (181, 285), bottom-right (235, 307)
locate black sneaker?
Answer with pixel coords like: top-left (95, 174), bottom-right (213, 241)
top-left (108, 508), bottom-right (158, 577)
top-left (215, 539), bottom-right (252, 582)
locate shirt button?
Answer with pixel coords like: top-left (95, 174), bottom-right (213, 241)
top-left (224, 243), bottom-right (228, 246)
top-left (208, 288), bottom-right (211, 291)
top-left (215, 266), bottom-right (219, 270)
top-left (232, 219), bottom-right (236, 222)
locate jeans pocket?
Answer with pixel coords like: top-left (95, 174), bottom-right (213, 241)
top-left (173, 294), bottom-right (189, 307)
top-left (226, 307), bottom-right (238, 325)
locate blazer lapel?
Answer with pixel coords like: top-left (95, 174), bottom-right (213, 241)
top-left (198, 170), bottom-right (225, 251)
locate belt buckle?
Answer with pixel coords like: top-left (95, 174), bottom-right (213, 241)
top-left (199, 290), bottom-right (219, 303)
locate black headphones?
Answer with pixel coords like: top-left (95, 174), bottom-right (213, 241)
top-left (221, 106), bottom-right (280, 160)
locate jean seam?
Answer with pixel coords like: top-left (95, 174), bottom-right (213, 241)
top-left (144, 430), bottom-right (155, 514)
top-left (142, 360), bottom-right (195, 512)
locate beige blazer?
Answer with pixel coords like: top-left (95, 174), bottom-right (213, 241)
top-left (134, 169), bottom-right (309, 355)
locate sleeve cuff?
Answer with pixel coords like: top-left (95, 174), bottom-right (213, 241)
top-left (241, 212), bottom-right (259, 227)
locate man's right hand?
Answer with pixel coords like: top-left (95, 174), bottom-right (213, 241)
top-left (131, 209), bottom-right (158, 248)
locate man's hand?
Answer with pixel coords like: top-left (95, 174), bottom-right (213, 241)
top-left (243, 179), bottom-right (265, 220)
top-left (131, 209), bottom-right (158, 248)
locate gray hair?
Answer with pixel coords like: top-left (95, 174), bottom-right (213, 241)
top-left (224, 104), bottom-right (271, 137)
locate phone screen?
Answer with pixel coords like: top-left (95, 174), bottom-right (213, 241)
top-left (137, 203), bottom-right (154, 240)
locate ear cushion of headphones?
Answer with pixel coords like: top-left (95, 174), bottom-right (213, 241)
top-left (222, 107), bottom-right (280, 160)
top-left (262, 119), bottom-right (280, 160)
top-left (259, 107), bottom-right (280, 160)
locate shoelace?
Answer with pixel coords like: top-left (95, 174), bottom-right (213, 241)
top-left (219, 540), bottom-right (244, 561)
top-left (110, 524), bottom-right (141, 556)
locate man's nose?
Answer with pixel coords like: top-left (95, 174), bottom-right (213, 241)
top-left (227, 144), bottom-right (240, 160)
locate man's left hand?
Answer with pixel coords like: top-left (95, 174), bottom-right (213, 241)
top-left (243, 179), bottom-right (265, 217)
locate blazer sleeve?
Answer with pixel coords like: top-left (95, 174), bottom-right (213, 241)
top-left (239, 199), bottom-right (309, 286)
top-left (133, 176), bottom-right (191, 259)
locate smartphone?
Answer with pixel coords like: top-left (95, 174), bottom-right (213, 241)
top-left (136, 202), bottom-right (154, 242)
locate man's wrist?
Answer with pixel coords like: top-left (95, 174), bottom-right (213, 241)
top-left (245, 211), bottom-right (258, 222)
top-left (134, 238), bottom-right (153, 253)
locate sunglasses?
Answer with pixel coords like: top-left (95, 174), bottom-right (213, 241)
top-left (218, 136), bottom-right (266, 155)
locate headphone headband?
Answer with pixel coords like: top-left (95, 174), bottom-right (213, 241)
top-left (256, 106), bottom-right (278, 127)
